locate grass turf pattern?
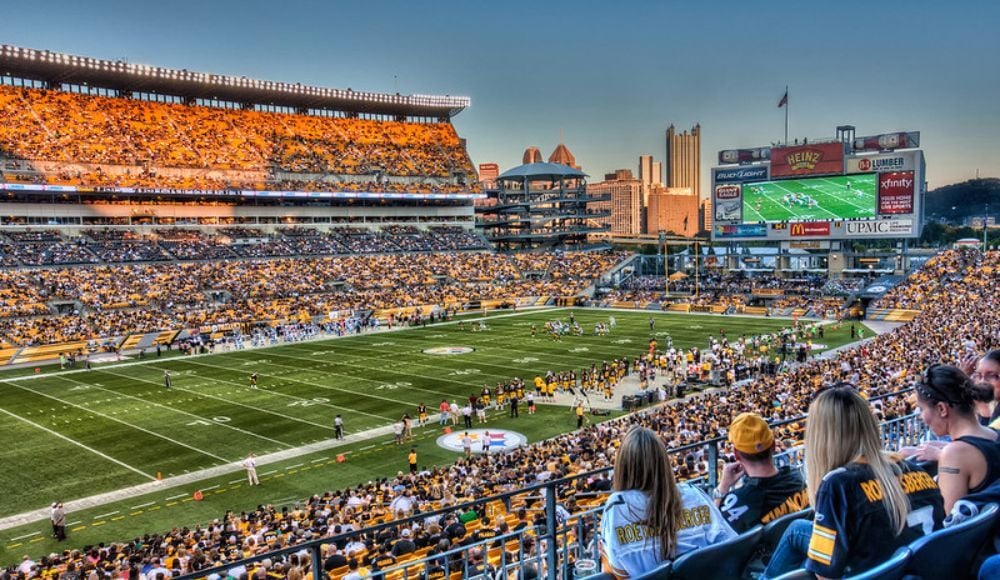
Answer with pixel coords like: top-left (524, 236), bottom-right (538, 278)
top-left (0, 308), bottom-right (865, 562)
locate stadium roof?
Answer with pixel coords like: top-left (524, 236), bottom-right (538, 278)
top-left (0, 44), bottom-right (470, 118)
top-left (497, 163), bottom-right (588, 180)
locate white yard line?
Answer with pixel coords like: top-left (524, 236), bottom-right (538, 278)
top-left (177, 354), bottom-right (445, 413)
top-left (94, 366), bottom-right (332, 430)
top-left (49, 372), bottom-right (294, 451)
top-left (1, 379), bottom-right (231, 463)
top-left (0, 406), bottom-right (155, 482)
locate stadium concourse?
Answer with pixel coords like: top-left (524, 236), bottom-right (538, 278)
top-left (1, 248), bottom-right (997, 579)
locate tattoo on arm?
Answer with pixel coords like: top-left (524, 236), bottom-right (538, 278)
top-left (939, 466), bottom-right (961, 475)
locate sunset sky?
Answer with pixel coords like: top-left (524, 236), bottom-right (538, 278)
top-left (3, 0), bottom-right (997, 190)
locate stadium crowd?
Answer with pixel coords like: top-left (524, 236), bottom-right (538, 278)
top-left (0, 85), bottom-right (476, 193)
top-left (601, 271), bottom-right (866, 318)
top-left (6, 249), bottom-right (998, 578)
top-left (874, 249), bottom-right (980, 310)
top-left (0, 227), bottom-right (490, 268)
top-left (0, 250), bottom-right (626, 346)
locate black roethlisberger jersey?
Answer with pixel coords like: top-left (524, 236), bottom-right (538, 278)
top-left (719, 465), bottom-right (809, 533)
top-left (806, 457), bottom-right (944, 578)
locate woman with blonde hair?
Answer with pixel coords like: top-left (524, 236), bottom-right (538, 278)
top-left (599, 425), bottom-right (735, 578)
top-left (764, 385), bottom-right (944, 578)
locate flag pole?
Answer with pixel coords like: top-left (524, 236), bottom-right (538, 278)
top-left (784, 85), bottom-right (788, 145)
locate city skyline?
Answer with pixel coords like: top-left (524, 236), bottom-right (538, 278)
top-left (0, 0), bottom-right (996, 190)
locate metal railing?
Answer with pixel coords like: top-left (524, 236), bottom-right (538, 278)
top-left (180, 389), bottom-right (926, 580)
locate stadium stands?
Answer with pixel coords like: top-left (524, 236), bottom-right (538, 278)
top-left (0, 250), bottom-right (626, 347)
top-left (0, 85), bottom-right (477, 194)
top-left (8, 249), bottom-right (996, 578)
top-left (599, 272), bottom-right (860, 318)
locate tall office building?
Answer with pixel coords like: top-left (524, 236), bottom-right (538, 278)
top-left (646, 185), bottom-right (698, 237)
top-left (666, 124), bottom-right (701, 199)
top-left (587, 169), bottom-right (642, 235)
top-left (637, 155), bottom-right (663, 233)
top-left (639, 155), bottom-right (653, 186)
top-left (639, 155), bottom-right (663, 187)
top-left (700, 198), bottom-right (713, 233)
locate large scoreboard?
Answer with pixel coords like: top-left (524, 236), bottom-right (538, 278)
top-left (711, 132), bottom-right (925, 241)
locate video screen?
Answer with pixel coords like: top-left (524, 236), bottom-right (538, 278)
top-left (741, 174), bottom-right (877, 222)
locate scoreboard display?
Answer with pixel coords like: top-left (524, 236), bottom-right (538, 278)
top-left (711, 138), bottom-right (924, 241)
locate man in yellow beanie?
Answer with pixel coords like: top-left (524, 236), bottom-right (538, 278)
top-left (713, 412), bottom-right (809, 533)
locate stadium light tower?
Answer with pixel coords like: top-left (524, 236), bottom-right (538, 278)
top-left (985, 202), bottom-right (991, 251)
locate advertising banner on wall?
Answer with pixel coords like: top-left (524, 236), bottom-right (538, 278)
top-left (877, 171), bottom-right (915, 214)
top-left (846, 151), bottom-right (918, 174)
top-left (789, 221), bottom-right (832, 237)
top-left (714, 184), bottom-right (742, 221)
top-left (715, 224), bottom-right (767, 238)
top-left (770, 143), bottom-right (845, 178)
top-left (713, 165), bottom-right (769, 184)
top-left (845, 219), bottom-right (913, 236)
top-left (852, 132), bottom-right (920, 153)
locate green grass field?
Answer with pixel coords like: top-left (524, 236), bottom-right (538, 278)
top-left (741, 174), bottom-right (877, 222)
top-left (0, 308), bottom-right (865, 563)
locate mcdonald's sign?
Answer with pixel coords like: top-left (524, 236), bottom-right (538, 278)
top-left (789, 222), bottom-right (831, 237)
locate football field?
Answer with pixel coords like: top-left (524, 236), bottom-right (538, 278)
top-left (741, 174), bottom-right (877, 222)
top-left (0, 308), bottom-right (865, 562)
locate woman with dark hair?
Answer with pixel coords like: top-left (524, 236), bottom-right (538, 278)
top-left (916, 364), bottom-right (1000, 511)
top-left (599, 426), bottom-right (735, 578)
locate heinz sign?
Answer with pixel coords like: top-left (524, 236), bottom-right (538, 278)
top-left (878, 171), bottom-right (915, 214)
top-left (770, 143), bottom-right (845, 178)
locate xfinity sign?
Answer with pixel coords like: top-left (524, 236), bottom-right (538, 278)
top-left (713, 166), bottom-right (769, 183)
top-left (845, 219), bottom-right (913, 236)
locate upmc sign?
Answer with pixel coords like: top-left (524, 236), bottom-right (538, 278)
top-left (845, 219), bottom-right (913, 236)
top-left (789, 222), bottom-right (831, 237)
top-left (878, 171), bottom-right (915, 214)
top-left (713, 166), bottom-right (769, 183)
top-left (770, 143), bottom-right (844, 178)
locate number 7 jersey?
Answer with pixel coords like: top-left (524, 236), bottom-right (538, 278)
top-left (806, 457), bottom-right (944, 578)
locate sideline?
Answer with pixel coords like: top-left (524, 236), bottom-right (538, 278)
top-left (0, 414), bottom-right (431, 531)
